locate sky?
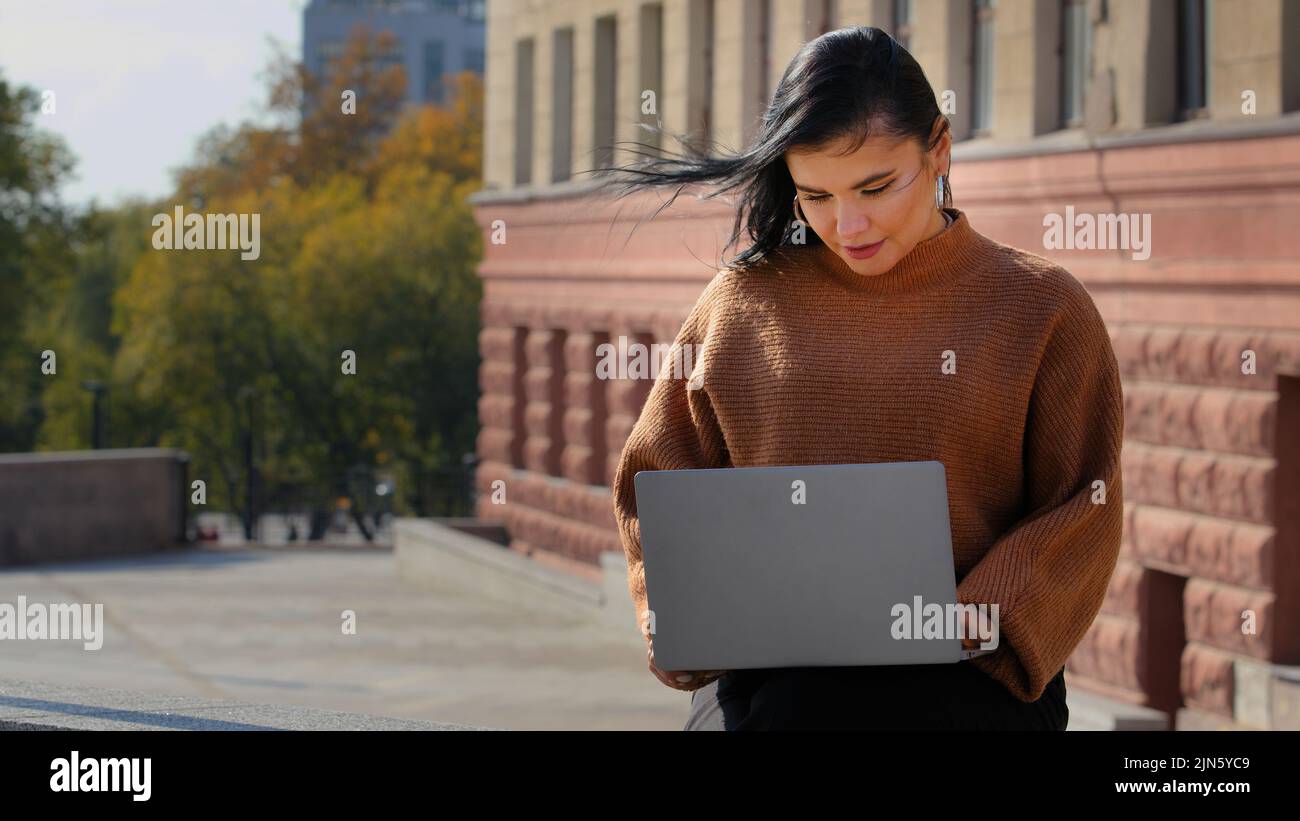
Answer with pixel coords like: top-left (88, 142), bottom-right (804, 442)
top-left (0, 0), bottom-right (307, 209)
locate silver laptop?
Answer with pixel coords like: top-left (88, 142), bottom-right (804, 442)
top-left (633, 461), bottom-right (997, 671)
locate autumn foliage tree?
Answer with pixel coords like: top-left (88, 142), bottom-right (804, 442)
top-left (97, 27), bottom-right (484, 537)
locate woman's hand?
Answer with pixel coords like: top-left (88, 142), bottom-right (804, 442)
top-left (639, 609), bottom-right (726, 690)
top-left (959, 607), bottom-right (981, 650)
top-left (647, 645), bottom-right (727, 691)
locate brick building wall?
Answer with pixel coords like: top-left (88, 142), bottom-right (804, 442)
top-left (469, 0), bottom-right (1300, 728)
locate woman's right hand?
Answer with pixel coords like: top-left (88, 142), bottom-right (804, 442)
top-left (647, 645), bottom-right (727, 691)
top-left (639, 609), bottom-right (725, 690)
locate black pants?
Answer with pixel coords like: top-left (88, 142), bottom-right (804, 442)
top-left (684, 660), bottom-right (1068, 730)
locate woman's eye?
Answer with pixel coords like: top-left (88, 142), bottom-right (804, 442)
top-left (803, 185), bottom-right (889, 204)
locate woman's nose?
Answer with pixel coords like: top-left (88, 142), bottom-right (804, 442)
top-left (836, 203), bottom-right (869, 239)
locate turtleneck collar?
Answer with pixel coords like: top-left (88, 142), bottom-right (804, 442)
top-left (811, 207), bottom-right (994, 296)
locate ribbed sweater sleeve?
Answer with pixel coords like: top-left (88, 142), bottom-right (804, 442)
top-left (956, 281), bottom-right (1125, 702)
top-left (611, 274), bottom-right (730, 688)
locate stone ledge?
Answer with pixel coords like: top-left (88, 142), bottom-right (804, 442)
top-left (0, 678), bottom-right (492, 731)
top-left (394, 517), bottom-right (605, 612)
top-left (1175, 707), bottom-right (1252, 731)
top-left (1063, 680), bottom-right (1171, 731)
top-left (601, 550), bottom-right (637, 632)
top-left (0, 447), bottom-right (189, 465)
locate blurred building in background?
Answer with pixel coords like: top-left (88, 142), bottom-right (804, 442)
top-left (469, 0), bottom-right (1300, 729)
top-left (304, 0), bottom-right (487, 105)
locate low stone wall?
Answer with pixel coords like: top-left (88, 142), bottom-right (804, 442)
top-left (0, 448), bottom-right (190, 567)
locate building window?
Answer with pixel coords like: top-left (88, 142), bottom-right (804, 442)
top-left (684, 0), bottom-right (713, 152)
top-left (374, 38), bottom-right (406, 75)
top-left (514, 38), bottom-right (534, 186)
top-left (423, 40), bottom-right (445, 104)
top-left (552, 28), bottom-right (574, 182)
top-left (315, 39), bottom-right (347, 80)
top-left (759, 0), bottom-right (774, 112)
top-left (1061, 0), bottom-right (1090, 127)
top-left (972, 0), bottom-right (996, 135)
top-left (699, 0), bottom-right (715, 150)
top-left (807, 0), bottom-right (837, 38)
top-left (594, 15), bottom-right (618, 170)
top-left (463, 46), bottom-right (485, 75)
top-left (893, 0), bottom-right (913, 51)
top-left (639, 4), bottom-right (664, 153)
top-left (1177, 0), bottom-right (1209, 119)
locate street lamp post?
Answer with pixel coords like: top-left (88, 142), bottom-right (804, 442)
top-left (79, 380), bottom-right (107, 449)
top-left (237, 386), bottom-right (257, 542)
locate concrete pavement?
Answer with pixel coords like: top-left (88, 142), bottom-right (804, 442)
top-left (0, 546), bottom-right (690, 730)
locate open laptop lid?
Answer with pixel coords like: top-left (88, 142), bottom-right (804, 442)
top-left (634, 461), bottom-right (997, 670)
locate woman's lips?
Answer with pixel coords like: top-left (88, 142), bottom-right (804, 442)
top-left (843, 239), bottom-right (885, 260)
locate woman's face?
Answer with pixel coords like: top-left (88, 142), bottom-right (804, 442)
top-left (784, 126), bottom-right (950, 276)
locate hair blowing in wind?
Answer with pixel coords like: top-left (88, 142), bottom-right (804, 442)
top-left (588, 26), bottom-right (952, 271)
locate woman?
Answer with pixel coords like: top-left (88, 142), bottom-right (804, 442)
top-left (605, 27), bottom-right (1123, 730)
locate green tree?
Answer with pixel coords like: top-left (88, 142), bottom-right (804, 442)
top-left (0, 72), bottom-right (77, 452)
top-left (33, 199), bottom-right (166, 450)
top-left (109, 31), bottom-right (484, 537)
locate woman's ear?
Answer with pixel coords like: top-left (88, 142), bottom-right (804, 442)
top-left (928, 116), bottom-right (952, 175)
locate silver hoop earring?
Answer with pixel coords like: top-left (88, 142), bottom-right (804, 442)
top-left (934, 174), bottom-right (945, 209)
top-left (792, 194), bottom-right (806, 224)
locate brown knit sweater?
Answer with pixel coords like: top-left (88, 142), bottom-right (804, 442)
top-left (611, 207), bottom-right (1125, 704)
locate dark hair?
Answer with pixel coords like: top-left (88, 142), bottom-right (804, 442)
top-left (590, 26), bottom-right (951, 271)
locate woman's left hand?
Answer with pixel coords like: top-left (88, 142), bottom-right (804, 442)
top-left (959, 607), bottom-right (981, 650)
